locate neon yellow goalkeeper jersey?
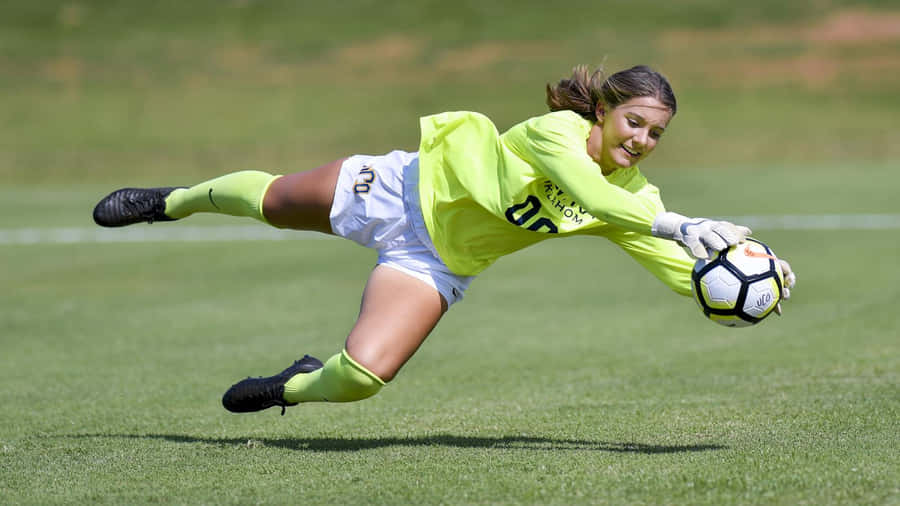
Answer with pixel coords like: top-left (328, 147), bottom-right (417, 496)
top-left (417, 109), bottom-right (694, 295)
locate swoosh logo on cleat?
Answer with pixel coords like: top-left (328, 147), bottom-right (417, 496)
top-left (743, 245), bottom-right (777, 260)
top-left (208, 188), bottom-right (220, 210)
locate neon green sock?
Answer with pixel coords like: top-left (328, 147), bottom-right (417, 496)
top-left (283, 349), bottom-right (386, 403)
top-left (163, 170), bottom-right (280, 222)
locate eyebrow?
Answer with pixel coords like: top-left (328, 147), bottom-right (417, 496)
top-left (626, 112), bottom-right (667, 131)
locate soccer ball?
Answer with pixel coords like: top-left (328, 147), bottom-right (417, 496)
top-left (691, 238), bottom-right (785, 327)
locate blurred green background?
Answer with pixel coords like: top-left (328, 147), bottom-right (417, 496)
top-left (3, 0), bottom-right (900, 186)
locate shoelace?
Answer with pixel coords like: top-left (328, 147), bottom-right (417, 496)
top-left (124, 195), bottom-right (162, 223)
top-left (251, 375), bottom-right (291, 416)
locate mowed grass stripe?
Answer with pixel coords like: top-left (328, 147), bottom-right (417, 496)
top-left (1, 214), bottom-right (898, 245)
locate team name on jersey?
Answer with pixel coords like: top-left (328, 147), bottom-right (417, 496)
top-left (541, 180), bottom-right (596, 225)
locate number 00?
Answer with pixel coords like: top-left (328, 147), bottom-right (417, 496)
top-left (504, 196), bottom-right (558, 233)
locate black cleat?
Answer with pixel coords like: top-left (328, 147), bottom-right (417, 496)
top-left (92, 187), bottom-right (183, 227)
top-left (222, 355), bottom-right (324, 415)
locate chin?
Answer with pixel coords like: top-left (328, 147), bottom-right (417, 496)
top-left (614, 157), bottom-right (635, 169)
top-left (606, 153), bottom-right (634, 169)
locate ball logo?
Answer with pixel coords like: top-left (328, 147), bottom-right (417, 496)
top-left (743, 244), bottom-right (777, 261)
top-left (756, 292), bottom-right (773, 307)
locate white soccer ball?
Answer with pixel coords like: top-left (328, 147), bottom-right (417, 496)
top-left (691, 238), bottom-right (785, 327)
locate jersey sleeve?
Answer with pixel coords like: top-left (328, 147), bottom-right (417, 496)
top-left (605, 229), bottom-right (694, 296)
top-left (521, 112), bottom-right (660, 235)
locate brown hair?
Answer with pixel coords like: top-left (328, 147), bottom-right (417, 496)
top-left (546, 64), bottom-right (677, 120)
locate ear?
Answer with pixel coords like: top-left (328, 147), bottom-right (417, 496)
top-left (595, 103), bottom-right (606, 123)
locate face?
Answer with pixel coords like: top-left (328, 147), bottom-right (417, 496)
top-left (586, 96), bottom-right (672, 175)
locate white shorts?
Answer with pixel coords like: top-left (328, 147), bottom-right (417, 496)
top-left (329, 150), bottom-right (474, 306)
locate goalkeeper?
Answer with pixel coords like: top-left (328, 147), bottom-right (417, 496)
top-left (93, 65), bottom-right (796, 415)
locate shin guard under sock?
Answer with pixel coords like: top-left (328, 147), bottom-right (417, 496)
top-left (163, 170), bottom-right (279, 222)
top-left (282, 349), bottom-right (385, 403)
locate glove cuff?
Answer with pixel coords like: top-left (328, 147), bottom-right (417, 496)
top-left (651, 212), bottom-right (687, 239)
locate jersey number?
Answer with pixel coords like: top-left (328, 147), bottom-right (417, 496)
top-left (504, 195), bottom-right (558, 233)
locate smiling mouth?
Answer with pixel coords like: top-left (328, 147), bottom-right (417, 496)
top-left (621, 145), bottom-right (640, 157)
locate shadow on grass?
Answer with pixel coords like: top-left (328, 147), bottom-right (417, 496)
top-left (59, 433), bottom-right (726, 454)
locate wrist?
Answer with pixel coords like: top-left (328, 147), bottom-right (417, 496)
top-left (651, 212), bottom-right (687, 239)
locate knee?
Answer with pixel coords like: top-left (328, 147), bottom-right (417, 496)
top-left (260, 175), bottom-right (289, 216)
top-left (260, 172), bottom-right (335, 232)
top-left (319, 350), bottom-right (386, 402)
top-left (343, 347), bottom-right (398, 383)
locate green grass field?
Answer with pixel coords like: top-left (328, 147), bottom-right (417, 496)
top-left (2, 1), bottom-right (899, 504)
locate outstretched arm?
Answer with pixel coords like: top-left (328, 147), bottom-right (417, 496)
top-left (603, 228), bottom-right (695, 297)
top-left (522, 112), bottom-right (749, 259)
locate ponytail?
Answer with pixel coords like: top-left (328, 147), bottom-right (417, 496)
top-left (546, 64), bottom-right (677, 120)
top-left (545, 65), bottom-right (604, 120)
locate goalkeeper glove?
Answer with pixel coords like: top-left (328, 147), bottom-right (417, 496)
top-left (651, 212), bottom-right (752, 259)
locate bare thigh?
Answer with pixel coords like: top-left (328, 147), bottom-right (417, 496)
top-left (262, 158), bottom-right (346, 233)
top-left (345, 265), bottom-right (447, 382)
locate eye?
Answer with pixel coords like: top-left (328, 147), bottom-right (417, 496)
top-left (650, 130), bottom-right (663, 140)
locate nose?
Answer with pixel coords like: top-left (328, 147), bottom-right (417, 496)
top-left (633, 129), bottom-right (649, 148)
